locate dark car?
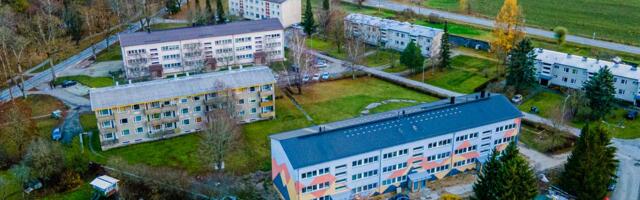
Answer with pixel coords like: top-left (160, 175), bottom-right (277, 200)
top-left (61, 80), bottom-right (77, 88)
top-left (52, 128), bottom-right (61, 141)
top-left (626, 110), bottom-right (638, 120)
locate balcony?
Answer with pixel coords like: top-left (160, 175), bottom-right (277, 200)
top-left (260, 112), bottom-right (275, 118)
top-left (204, 96), bottom-right (224, 105)
top-left (100, 127), bottom-right (116, 133)
top-left (161, 116), bottom-right (178, 123)
top-left (96, 114), bottom-right (115, 123)
top-left (100, 138), bottom-right (119, 146)
top-left (145, 107), bottom-right (162, 115)
top-left (259, 90), bottom-right (273, 98)
top-left (147, 129), bottom-right (177, 138)
top-left (259, 101), bottom-right (274, 107)
top-left (161, 104), bottom-right (178, 112)
top-left (147, 118), bottom-right (163, 126)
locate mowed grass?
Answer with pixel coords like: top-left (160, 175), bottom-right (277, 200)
top-left (411, 55), bottom-right (498, 93)
top-left (306, 36), bottom-right (349, 59)
top-left (363, 50), bottom-right (400, 67)
top-left (95, 43), bottom-right (122, 62)
top-left (41, 184), bottom-right (93, 200)
top-left (293, 77), bottom-right (439, 123)
top-left (54, 75), bottom-right (115, 88)
top-left (149, 23), bottom-right (191, 31)
top-left (413, 20), bottom-right (493, 41)
top-left (467, 0), bottom-right (640, 46)
top-left (519, 124), bottom-right (576, 154)
top-left (369, 102), bottom-right (420, 114)
top-left (517, 91), bottom-right (565, 118)
top-left (423, 0), bottom-right (460, 11)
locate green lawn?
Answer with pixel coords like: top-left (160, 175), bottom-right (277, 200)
top-left (95, 43), bottom-right (122, 62)
top-left (293, 77), bottom-right (439, 124)
top-left (422, 0), bottom-right (460, 11)
top-left (341, 2), bottom-right (397, 19)
top-left (517, 91), bottom-right (565, 119)
top-left (0, 171), bottom-right (22, 200)
top-left (369, 102), bottom-right (420, 114)
top-left (411, 55), bottom-right (497, 93)
top-left (54, 75), bottom-right (115, 88)
top-left (306, 37), bottom-right (348, 59)
top-left (363, 50), bottom-right (400, 67)
top-left (149, 23), bottom-right (191, 30)
top-left (520, 124), bottom-right (576, 154)
top-left (41, 184), bottom-right (93, 200)
top-left (413, 20), bottom-right (493, 41)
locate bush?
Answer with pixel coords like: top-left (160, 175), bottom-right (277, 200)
top-left (553, 26), bottom-right (568, 45)
top-left (428, 13), bottom-right (444, 24)
top-left (59, 170), bottom-right (83, 191)
top-left (397, 9), bottom-right (418, 21)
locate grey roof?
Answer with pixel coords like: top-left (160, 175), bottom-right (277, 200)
top-left (265, 0), bottom-right (287, 3)
top-left (119, 19), bottom-right (284, 47)
top-left (535, 48), bottom-right (640, 80)
top-left (90, 66), bottom-right (275, 110)
top-left (271, 94), bottom-right (523, 169)
top-left (345, 13), bottom-right (442, 38)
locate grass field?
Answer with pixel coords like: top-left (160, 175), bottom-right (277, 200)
top-left (369, 102), bottom-right (419, 114)
top-left (54, 75), bottom-right (115, 88)
top-left (306, 37), bottom-right (349, 59)
top-left (149, 23), bottom-right (191, 31)
top-left (363, 50), bottom-right (400, 67)
top-left (520, 124), bottom-right (576, 154)
top-left (95, 43), bottom-right (122, 62)
top-left (411, 55), bottom-right (498, 93)
top-left (517, 91), bottom-right (565, 118)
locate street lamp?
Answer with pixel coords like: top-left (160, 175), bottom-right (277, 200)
top-left (561, 94), bottom-right (571, 125)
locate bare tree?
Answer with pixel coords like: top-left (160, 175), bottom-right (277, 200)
top-left (345, 33), bottom-right (365, 79)
top-left (23, 138), bottom-right (65, 181)
top-left (283, 31), bottom-right (316, 94)
top-left (125, 52), bottom-right (150, 78)
top-left (326, 8), bottom-right (347, 53)
top-left (198, 82), bottom-right (242, 171)
top-left (33, 0), bottom-right (64, 87)
top-left (182, 41), bottom-right (206, 73)
top-left (10, 36), bottom-right (30, 99)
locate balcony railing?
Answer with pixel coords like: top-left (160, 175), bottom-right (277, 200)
top-left (260, 111), bottom-right (275, 118)
top-left (259, 101), bottom-right (274, 107)
top-left (259, 90), bottom-right (273, 98)
top-left (161, 116), bottom-right (179, 124)
top-left (96, 115), bottom-right (115, 123)
top-left (145, 107), bottom-right (162, 115)
top-left (101, 138), bottom-right (119, 146)
top-left (147, 129), bottom-right (177, 138)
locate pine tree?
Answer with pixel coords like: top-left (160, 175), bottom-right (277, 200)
top-left (322, 0), bottom-right (330, 11)
top-left (472, 149), bottom-right (501, 200)
top-left (583, 67), bottom-right (616, 119)
top-left (216, 0), bottom-right (226, 23)
top-left (439, 21), bottom-right (452, 69)
top-left (560, 124), bottom-right (618, 200)
top-left (165, 0), bottom-right (181, 15)
top-left (506, 38), bottom-right (536, 93)
top-left (497, 142), bottom-right (537, 200)
top-left (302, 0), bottom-right (316, 35)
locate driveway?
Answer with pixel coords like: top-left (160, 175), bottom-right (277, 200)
top-left (346, 0), bottom-right (640, 55)
top-left (611, 139), bottom-right (640, 200)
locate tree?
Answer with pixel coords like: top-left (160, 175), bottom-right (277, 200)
top-left (166, 0), bottom-right (181, 15)
top-left (355, 0), bottom-right (365, 8)
top-left (23, 139), bottom-right (65, 181)
top-left (505, 38), bottom-right (536, 93)
top-left (491, 0), bottom-right (524, 71)
top-left (459, 0), bottom-right (471, 14)
top-left (553, 26), bottom-right (568, 45)
top-left (63, 3), bottom-right (84, 45)
top-left (216, 0), bottom-right (226, 24)
top-left (440, 193), bottom-right (462, 200)
top-left (583, 66), bottom-right (615, 119)
top-left (345, 33), bottom-right (365, 80)
top-left (302, 0), bottom-right (316, 35)
top-left (326, 9), bottom-right (347, 52)
top-left (0, 100), bottom-right (36, 163)
top-left (560, 124), bottom-right (618, 200)
top-left (496, 142), bottom-right (537, 200)
top-left (400, 40), bottom-right (425, 72)
top-left (204, 0), bottom-right (214, 24)
top-left (322, 0), bottom-right (330, 10)
top-left (472, 149), bottom-right (501, 200)
top-left (439, 21), bottom-right (452, 69)
top-left (198, 82), bottom-right (242, 171)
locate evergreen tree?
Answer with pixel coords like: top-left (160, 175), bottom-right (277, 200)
top-left (497, 142), bottom-right (537, 200)
top-left (302, 0), bottom-right (316, 35)
top-left (583, 67), bottom-right (616, 119)
top-left (472, 149), bottom-right (501, 200)
top-left (560, 124), bottom-right (618, 200)
top-left (439, 21), bottom-right (452, 69)
top-left (216, 0), bottom-right (226, 23)
top-left (506, 38), bottom-right (536, 93)
top-left (400, 41), bottom-right (424, 72)
top-left (322, 0), bottom-right (330, 11)
top-left (165, 0), bottom-right (181, 15)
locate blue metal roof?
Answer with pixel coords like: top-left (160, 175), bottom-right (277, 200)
top-left (272, 94), bottom-right (523, 169)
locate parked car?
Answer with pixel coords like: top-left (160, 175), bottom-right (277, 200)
top-left (23, 179), bottom-right (42, 194)
top-left (626, 110), bottom-right (638, 120)
top-left (51, 110), bottom-right (62, 119)
top-left (530, 106), bottom-right (540, 114)
top-left (52, 128), bottom-right (61, 141)
top-left (60, 80), bottom-right (77, 88)
top-left (312, 73), bottom-right (320, 81)
top-left (511, 94), bottom-right (523, 104)
top-left (302, 74), bottom-right (310, 82)
top-left (321, 72), bottom-right (330, 80)
top-left (315, 59), bottom-right (328, 68)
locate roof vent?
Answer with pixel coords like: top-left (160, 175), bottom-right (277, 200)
top-left (537, 48), bottom-right (543, 53)
top-left (128, 80), bottom-right (132, 84)
top-left (582, 56), bottom-right (587, 62)
top-left (631, 67), bottom-right (637, 71)
top-left (480, 91), bottom-right (486, 98)
top-left (566, 54), bottom-right (572, 59)
top-left (613, 56), bottom-right (622, 64)
top-left (449, 96), bottom-right (456, 104)
top-left (115, 81), bottom-right (119, 86)
top-left (412, 125), bottom-right (418, 131)
top-left (596, 59), bottom-right (600, 64)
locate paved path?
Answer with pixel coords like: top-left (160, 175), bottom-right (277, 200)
top-left (348, 0), bottom-right (640, 55)
top-left (611, 139), bottom-right (640, 200)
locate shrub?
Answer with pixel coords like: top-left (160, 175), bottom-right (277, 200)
top-left (428, 13), bottom-right (444, 24)
top-left (553, 26), bottom-right (568, 45)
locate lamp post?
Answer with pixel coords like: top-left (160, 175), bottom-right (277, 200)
top-left (561, 94), bottom-right (571, 125)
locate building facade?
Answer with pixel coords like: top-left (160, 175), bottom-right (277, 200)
top-left (229, 0), bottom-right (301, 27)
top-left (271, 93), bottom-right (522, 200)
top-left (534, 48), bottom-right (640, 105)
top-left (90, 66), bottom-right (277, 150)
top-left (344, 13), bottom-right (443, 58)
top-left (118, 19), bottom-right (285, 79)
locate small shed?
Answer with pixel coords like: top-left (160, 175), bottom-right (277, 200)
top-left (90, 175), bottom-right (119, 197)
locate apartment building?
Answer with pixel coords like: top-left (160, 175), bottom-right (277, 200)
top-left (534, 48), bottom-right (640, 105)
top-left (344, 13), bottom-right (443, 58)
top-left (118, 19), bottom-right (285, 79)
top-left (228, 0), bottom-right (301, 27)
top-left (271, 93), bottom-right (523, 200)
top-left (90, 66), bottom-right (277, 150)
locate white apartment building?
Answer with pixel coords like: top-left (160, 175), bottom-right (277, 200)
top-left (344, 13), bottom-right (443, 58)
top-left (118, 19), bottom-right (285, 79)
top-left (90, 66), bottom-right (276, 150)
top-left (229, 0), bottom-right (301, 27)
top-left (534, 48), bottom-right (640, 105)
top-left (271, 93), bottom-right (523, 200)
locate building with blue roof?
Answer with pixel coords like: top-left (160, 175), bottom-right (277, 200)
top-left (270, 93), bottom-right (523, 200)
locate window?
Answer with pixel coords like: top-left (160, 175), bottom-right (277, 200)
top-left (104, 133), bottom-right (114, 139)
top-left (164, 111), bottom-right (172, 117)
top-left (101, 121), bottom-right (113, 128)
top-left (122, 129), bottom-right (130, 136)
top-left (183, 119), bottom-right (190, 125)
top-left (133, 104), bottom-right (140, 110)
top-left (238, 99), bottom-right (245, 104)
top-left (135, 116), bottom-right (142, 122)
top-left (99, 109), bottom-right (111, 116)
top-left (181, 98), bottom-right (188, 103)
top-left (194, 96), bottom-right (200, 101)
top-left (137, 127), bottom-right (144, 133)
top-left (251, 108), bottom-right (257, 113)
top-left (182, 108), bottom-right (189, 114)
top-left (352, 156), bottom-right (378, 167)
top-left (120, 118), bottom-right (128, 124)
top-left (195, 106), bottom-right (202, 112)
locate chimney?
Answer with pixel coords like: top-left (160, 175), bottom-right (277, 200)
top-left (449, 96), bottom-right (455, 104)
top-left (319, 126), bottom-right (322, 132)
top-left (566, 54), bottom-right (572, 59)
top-left (596, 59), bottom-right (600, 64)
top-left (116, 81), bottom-right (119, 86)
top-left (239, 65), bottom-right (243, 69)
top-left (480, 91), bottom-right (486, 98)
top-left (128, 80), bottom-right (132, 84)
top-left (582, 56), bottom-right (587, 62)
top-left (537, 48), bottom-right (543, 53)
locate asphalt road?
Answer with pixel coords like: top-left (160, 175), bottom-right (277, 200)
top-left (350, 0), bottom-right (640, 55)
top-left (611, 139), bottom-right (640, 200)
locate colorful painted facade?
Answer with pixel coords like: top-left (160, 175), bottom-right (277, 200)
top-left (270, 93), bottom-right (522, 200)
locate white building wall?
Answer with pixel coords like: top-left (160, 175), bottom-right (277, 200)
top-left (228, 0), bottom-right (300, 27)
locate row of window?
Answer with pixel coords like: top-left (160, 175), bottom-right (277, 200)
top-left (352, 155), bottom-right (378, 167)
top-left (301, 167), bottom-right (330, 179)
top-left (161, 45), bottom-right (179, 51)
top-left (382, 162), bottom-right (407, 173)
top-left (494, 136), bottom-right (516, 145)
top-left (352, 182), bottom-right (378, 194)
top-left (454, 145), bottom-right (477, 155)
top-left (425, 164), bottom-right (450, 174)
top-left (383, 149), bottom-right (408, 159)
top-left (496, 123), bottom-right (517, 132)
top-left (351, 169), bottom-right (378, 181)
top-left (426, 151), bottom-right (451, 162)
top-left (427, 138), bottom-right (452, 149)
top-left (455, 132), bottom-right (479, 142)
top-left (453, 158), bottom-right (477, 167)
top-left (382, 175), bottom-right (407, 186)
top-left (301, 182), bottom-right (330, 194)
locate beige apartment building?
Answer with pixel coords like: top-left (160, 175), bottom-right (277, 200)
top-left (89, 66), bottom-right (276, 150)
